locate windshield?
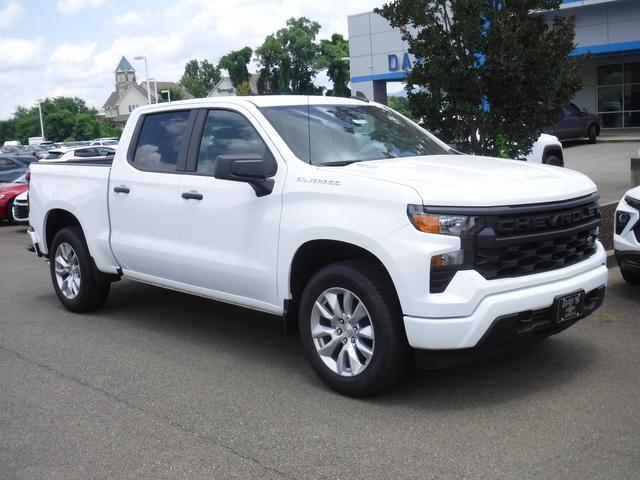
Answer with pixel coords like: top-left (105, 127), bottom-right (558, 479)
top-left (12, 174), bottom-right (27, 183)
top-left (260, 104), bottom-right (449, 165)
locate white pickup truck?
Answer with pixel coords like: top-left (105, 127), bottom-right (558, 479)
top-left (28, 96), bottom-right (607, 396)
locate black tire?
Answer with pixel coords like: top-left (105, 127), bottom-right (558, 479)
top-left (588, 124), bottom-right (598, 144)
top-left (5, 199), bottom-right (15, 224)
top-left (543, 154), bottom-right (563, 167)
top-left (620, 267), bottom-right (640, 286)
top-left (298, 260), bottom-right (409, 397)
top-left (49, 226), bottom-right (110, 312)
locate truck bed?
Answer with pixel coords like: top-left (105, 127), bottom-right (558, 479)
top-left (28, 161), bottom-right (120, 274)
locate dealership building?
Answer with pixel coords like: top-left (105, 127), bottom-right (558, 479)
top-left (347, 0), bottom-right (640, 129)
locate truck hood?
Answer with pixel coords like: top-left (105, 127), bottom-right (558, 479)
top-left (336, 155), bottom-right (597, 206)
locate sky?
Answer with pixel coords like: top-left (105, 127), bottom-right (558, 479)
top-left (0, 0), bottom-right (385, 120)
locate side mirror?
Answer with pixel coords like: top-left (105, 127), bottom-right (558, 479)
top-left (214, 153), bottom-right (275, 197)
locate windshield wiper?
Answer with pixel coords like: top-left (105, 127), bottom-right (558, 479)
top-left (318, 160), bottom-right (363, 167)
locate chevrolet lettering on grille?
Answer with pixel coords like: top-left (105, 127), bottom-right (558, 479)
top-left (497, 205), bottom-right (599, 234)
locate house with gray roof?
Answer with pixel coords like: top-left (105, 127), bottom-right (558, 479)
top-left (103, 56), bottom-right (193, 127)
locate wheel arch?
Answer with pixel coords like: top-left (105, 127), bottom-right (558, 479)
top-left (44, 209), bottom-right (83, 256)
top-left (285, 239), bottom-right (401, 334)
top-left (542, 145), bottom-right (564, 166)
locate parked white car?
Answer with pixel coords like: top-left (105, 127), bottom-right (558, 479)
top-left (27, 96), bottom-right (607, 396)
top-left (525, 133), bottom-right (564, 166)
top-left (41, 146), bottom-right (116, 162)
top-left (90, 138), bottom-right (119, 147)
top-left (11, 190), bottom-right (28, 225)
top-left (614, 186), bottom-right (640, 285)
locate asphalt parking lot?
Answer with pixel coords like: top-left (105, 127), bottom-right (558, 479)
top-left (563, 140), bottom-right (640, 204)
top-left (1, 224), bottom-right (639, 479)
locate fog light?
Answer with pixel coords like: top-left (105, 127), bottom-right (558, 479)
top-left (615, 211), bottom-right (631, 235)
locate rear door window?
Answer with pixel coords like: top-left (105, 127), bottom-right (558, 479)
top-left (133, 111), bottom-right (190, 173)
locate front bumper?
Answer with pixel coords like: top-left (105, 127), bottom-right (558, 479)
top-left (615, 250), bottom-right (640, 273)
top-left (404, 262), bottom-right (608, 350)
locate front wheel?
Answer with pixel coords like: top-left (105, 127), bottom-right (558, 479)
top-left (588, 124), bottom-right (598, 144)
top-left (620, 267), bottom-right (640, 286)
top-left (5, 199), bottom-right (15, 224)
top-left (298, 260), bottom-right (409, 397)
top-left (543, 153), bottom-right (563, 167)
top-left (50, 227), bottom-right (110, 312)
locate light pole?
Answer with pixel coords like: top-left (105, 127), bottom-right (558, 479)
top-left (134, 56), bottom-right (151, 104)
top-left (161, 89), bottom-right (171, 102)
top-left (37, 101), bottom-right (45, 141)
top-left (149, 77), bottom-right (158, 103)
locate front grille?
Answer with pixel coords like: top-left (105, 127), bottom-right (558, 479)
top-left (472, 195), bottom-right (600, 280)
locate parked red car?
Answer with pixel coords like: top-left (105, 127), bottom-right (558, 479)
top-left (0, 174), bottom-right (28, 223)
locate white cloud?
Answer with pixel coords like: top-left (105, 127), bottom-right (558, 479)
top-left (57, 0), bottom-right (105, 15)
top-left (114, 10), bottom-right (153, 31)
top-left (1, 0), bottom-right (383, 119)
top-left (0, 36), bottom-right (43, 70)
top-left (0, 1), bottom-right (24, 30)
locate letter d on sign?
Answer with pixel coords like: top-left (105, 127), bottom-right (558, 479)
top-left (388, 54), bottom-right (399, 71)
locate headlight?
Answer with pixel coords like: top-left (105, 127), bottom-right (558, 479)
top-left (407, 205), bottom-right (473, 236)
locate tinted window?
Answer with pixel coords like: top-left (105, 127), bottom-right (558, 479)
top-left (133, 111), bottom-right (190, 172)
top-left (565, 104), bottom-right (580, 116)
top-left (74, 148), bottom-right (100, 158)
top-left (0, 158), bottom-right (17, 170)
top-left (196, 110), bottom-right (269, 175)
top-left (261, 104), bottom-right (449, 165)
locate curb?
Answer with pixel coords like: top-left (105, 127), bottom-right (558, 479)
top-left (597, 137), bottom-right (640, 143)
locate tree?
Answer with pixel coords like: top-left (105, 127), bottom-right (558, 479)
top-left (179, 59), bottom-right (221, 98)
top-left (316, 33), bottom-right (350, 97)
top-left (388, 96), bottom-right (418, 121)
top-left (376, 0), bottom-right (582, 158)
top-left (219, 47), bottom-right (253, 88)
top-left (255, 17), bottom-right (322, 95)
top-left (0, 97), bottom-right (122, 144)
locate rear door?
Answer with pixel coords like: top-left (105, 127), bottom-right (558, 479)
top-left (175, 106), bottom-right (285, 309)
top-left (109, 109), bottom-right (195, 281)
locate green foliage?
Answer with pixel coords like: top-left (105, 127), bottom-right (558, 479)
top-left (0, 97), bottom-right (122, 144)
top-left (179, 59), bottom-right (221, 98)
top-left (158, 86), bottom-right (185, 103)
top-left (377, 0), bottom-right (582, 159)
top-left (219, 47), bottom-right (253, 88)
top-left (387, 96), bottom-right (418, 121)
top-left (316, 34), bottom-right (350, 97)
top-left (255, 17), bottom-right (323, 95)
top-left (169, 86), bottom-right (185, 101)
top-left (236, 81), bottom-right (251, 96)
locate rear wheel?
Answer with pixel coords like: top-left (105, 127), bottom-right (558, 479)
top-left (588, 124), bottom-right (598, 144)
top-left (620, 268), bottom-right (640, 286)
top-left (50, 227), bottom-right (110, 312)
top-left (298, 260), bottom-right (408, 397)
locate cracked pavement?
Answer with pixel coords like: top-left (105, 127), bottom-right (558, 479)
top-left (1, 224), bottom-right (639, 479)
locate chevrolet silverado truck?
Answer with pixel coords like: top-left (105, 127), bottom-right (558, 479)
top-left (27, 96), bottom-right (607, 396)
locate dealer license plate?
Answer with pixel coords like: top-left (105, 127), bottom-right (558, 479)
top-left (554, 291), bottom-right (585, 323)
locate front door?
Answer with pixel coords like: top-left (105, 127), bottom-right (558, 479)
top-left (109, 109), bottom-right (194, 281)
top-left (176, 106), bottom-right (285, 310)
